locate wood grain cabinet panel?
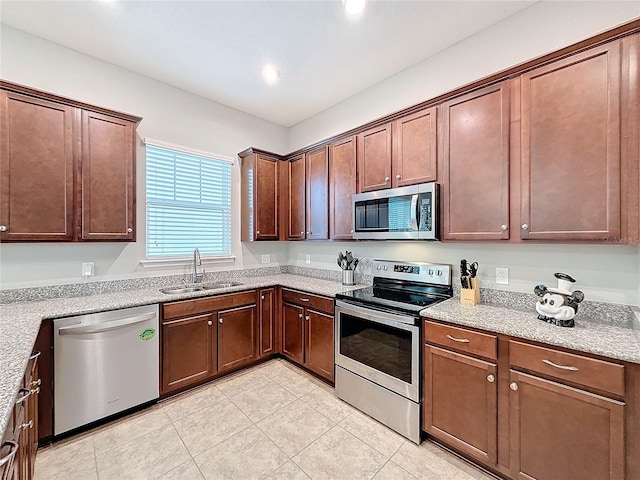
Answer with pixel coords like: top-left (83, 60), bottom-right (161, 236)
top-left (424, 345), bottom-right (497, 466)
top-left (241, 153), bottom-right (280, 240)
top-left (81, 111), bottom-right (135, 240)
top-left (305, 309), bottom-right (334, 381)
top-left (521, 41), bottom-right (622, 241)
top-left (441, 82), bottom-right (511, 240)
top-left (393, 107), bottom-right (437, 187)
top-left (329, 137), bottom-right (356, 239)
top-left (305, 146), bottom-right (329, 240)
top-left (0, 91), bottom-right (75, 241)
top-left (282, 302), bottom-right (305, 364)
top-left (161, 313), bottom-right (215, 395)
top-left (217, 304), bottom-right (257, 372)
top-left (259, 288), bottom-right (275, 357)
top-left (357, 124), bottom-right (392, 192)
top-left (288, 155), bottom-right (305, 240)
top-left (509, 370), bottom-right (624, 480)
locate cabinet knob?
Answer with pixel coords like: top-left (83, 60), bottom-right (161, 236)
top-left (208, 320), bottom-right (212, 326)
top-left (298, 313), bottom-right (303, 319)
top-left (261, 295), bottom-right (265, 300)
top-left (300, 231), bottom-right (304, 235)
top-left (521, 224), bottom-right (529, 231)
top-left (510, 382), bottom-right (518, 391)
top-left (395, 174), bottom-right (401, 180)
top-left (0, 225), bottom-right (7, 232)
top-left (256, 230), bottom-right (260, 235)
top-left (384, 176), bottom-right (390, 182)
top-left (305, 315), bottom-right (310, 321)
top-left (350, 230), bottom-right (354, 233)
top-left (127, 227), bottom-right (133, 233)
top-left (306, 231), bottom-right (311, 235)
top-left (487, 374), bottom-right (495, 383)
top-left (219, 318), bottom-right (223, 324)
top-left (19, 420), bottom-right (33, 430)
top-left (500, 224), bottom-right (508, 231)
top-left (31, 378), bottom-right (41, 387)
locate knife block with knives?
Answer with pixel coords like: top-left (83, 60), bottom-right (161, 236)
top-left (460, 259), bottom-right (480, 306)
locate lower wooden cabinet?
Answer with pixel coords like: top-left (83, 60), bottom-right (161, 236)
top-left (509, 370), bottom-right (624, 480)
top-left (423, 345), bottom-right (497, 466)
top-left (217, 304), bottom-right (256, 372)
top-left (282, 303), bottom-right (305, 364)
top-left (259, 288), bottom-right (276, 357)
top-left (305, 309), bottom-right (335, 381)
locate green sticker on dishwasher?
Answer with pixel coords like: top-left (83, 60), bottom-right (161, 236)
top-left (139, 329), bottom-right (155, 341)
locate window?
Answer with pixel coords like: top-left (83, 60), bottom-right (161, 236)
top-left (145, 141), bottom-right (232, 259)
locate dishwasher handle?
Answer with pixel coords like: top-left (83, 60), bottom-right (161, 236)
top-left (58, 312), bottom-right (156, 335)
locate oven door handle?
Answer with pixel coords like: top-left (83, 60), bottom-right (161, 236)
top-left (335, 300), bottom-right (418, 329)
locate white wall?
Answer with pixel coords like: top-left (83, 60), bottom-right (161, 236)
top-left (0, 25), bottom-right (289, 288)
top-left (287, 1), bottom-right (640, 307)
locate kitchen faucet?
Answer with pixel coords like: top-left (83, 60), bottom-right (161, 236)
top-left (192, 248), bottom-right (203, 283)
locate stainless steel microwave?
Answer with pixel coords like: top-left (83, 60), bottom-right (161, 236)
top-left (352, 182), bottom-right (439, 240)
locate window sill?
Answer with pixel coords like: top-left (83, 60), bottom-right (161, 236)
top-left (140, 255), bottom-right (237, 268)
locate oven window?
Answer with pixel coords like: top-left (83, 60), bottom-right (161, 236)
top-left (339, 313), bottom-right (412, 383)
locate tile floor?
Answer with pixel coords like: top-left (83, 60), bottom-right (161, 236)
top-left (34, 359), bottom-right (496, 480)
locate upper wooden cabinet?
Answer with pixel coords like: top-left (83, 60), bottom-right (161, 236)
top-left (357, 107), bottom-right (438, 193)
top-left (329, 136), bottom-right (356, 240)
top-left (520, 41), bottom-right (622, 241)
top-left (440, 82), bottom-right (511, 241)
top-left (0, 83), bottom-right (140, 242)
top-left (287, 155), bottom-right (305, 240)
top-left (241, 151), bottom-right (280, 241)
top-left (305, 146), bottom-right (329, 240)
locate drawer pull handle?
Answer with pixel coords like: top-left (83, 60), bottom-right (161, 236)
top-left (31, 378), bottom-right (41, 387)
top-left (20, 420), bottom-right (33, 430)
top-left (30, 351), bottom-right (41, 360)
top-left (542, 359), bottom-right (579, 371)
top-left (446, 334), bottom-right (470, 343)
top-left (487, 374), bottom-right (495, 383)
top-left (0, 441), bottom-right (18, 468)
top-left (300, 298), bottom-right (310, 302)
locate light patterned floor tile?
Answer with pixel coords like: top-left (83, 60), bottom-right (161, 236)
top-left (35, 455), bottom-right (97, 480)
top-left (391, 441), bottom-right (484, 480)
top-left (300, 385), bottom-right (355, 422)
top-left (92, 408), bottom-right (171, 456)
top-left (173, 399), bottom-right (252, 456)
top-left (256, 399), bottom-right (335, 456)
top-left (96, 425), bottom-right (189, 480)
top-left (292, 425), bottom-right (387, 480)
top-left (373, 461), bottom-right (419, 480)
top-left (271, 368), bottom-right (318, 397)
top-left (160, 384), bottom-right (226, 422)
top-left (259, 359), bottom-right (293, 378)
top-left (156, 458), bottom-right (205, 480)
top-left (230, 379), bottom-right (298, 422)
top-left (265, 461), bottom-right (311, 480)
top-left (216, 368), bottom-right (270, 397)
top-left (195, 425), bottom-right (288, 480)
top-left (34, 435), bottom-right (95, 480)
top-left (339, 409), bottom-right (406, 457)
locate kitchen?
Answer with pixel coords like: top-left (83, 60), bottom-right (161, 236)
top-left (1, 1), bottom-right (640, 479)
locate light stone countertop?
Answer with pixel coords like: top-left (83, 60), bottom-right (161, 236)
top-left (421, 298), bottom-right (640, 364)
top-left (0, 274), bottom-right (362, 440)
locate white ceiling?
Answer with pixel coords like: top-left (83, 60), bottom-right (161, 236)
top-left (0, 1), bottom-right (536, 127)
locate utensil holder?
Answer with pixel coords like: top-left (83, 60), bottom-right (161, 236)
top-left (342, 269), bottom-right (355, 286)
top-left (460, 278), bottom-right (480, 306)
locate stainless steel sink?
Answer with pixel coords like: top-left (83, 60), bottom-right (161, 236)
top-left (159, 281), bottom-right (243, 294)
top-left (202, 281), bottom-right (243, 289)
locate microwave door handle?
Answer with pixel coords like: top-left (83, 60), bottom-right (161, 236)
top-left (411, 194), bottom-right (419, 231)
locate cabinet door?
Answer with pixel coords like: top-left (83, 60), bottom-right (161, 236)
top-left (393, 107), bottom-right (437, 187)
top-left (255, 154), bottom-right (279, 240)
top-left (521, 41), bottom-right (621, 241)
top-left (81, 111), bottom-right (135, 240)
top-left (282, 303), bottom-right (304, 365)
top-left (441, 82), bottom-right (510, 240)
top-left (0, 91), bottom-right (75, 241)
top-left (161, 313), bottom-right (215, 394)
top-left (424, 346), bottom-right (497, 466)
top-left (306, 146), bottom-right (329, 240)
top-left (259, 288), bottom-right (275, 357)
top-left (304, 308), bottom-right (334, 382)
top-left (357, 124), bottom-right (392, 192)
top-left (509, 370), bottom-right (624, 480)
top-left (218, 304), bottom-right (257, 372)
top-left (329, 137), bottom-right (356, 240)
top-left (288, 155), bottom-right (305, 240)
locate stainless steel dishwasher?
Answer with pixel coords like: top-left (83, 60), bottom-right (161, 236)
top-left (54, 304), bottom-right (159, 435)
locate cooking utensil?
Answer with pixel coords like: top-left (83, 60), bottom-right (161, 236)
top-left (468, 262), bottom-right (478, 278)
top-left (460, 260), bottom-right (470, 288)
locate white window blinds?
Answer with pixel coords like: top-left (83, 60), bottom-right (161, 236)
top-left (146, 143), bottom-right (232, 258)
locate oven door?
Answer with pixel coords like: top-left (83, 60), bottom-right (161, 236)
top-left (334, 300), bottom-right (420, 402)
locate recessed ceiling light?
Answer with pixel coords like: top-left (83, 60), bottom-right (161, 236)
top-left (343, 0), bottom-right (366, 17)
top-left (261, 64), bottom-right (281, 85)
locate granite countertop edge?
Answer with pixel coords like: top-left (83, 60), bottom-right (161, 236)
top-left (0, 274), bottom-right (361, 438)
top-left (421, 298), bottom-right (640, 365)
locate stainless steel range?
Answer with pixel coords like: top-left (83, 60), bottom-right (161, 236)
top-left (334, 259), bottom-right (452, 444)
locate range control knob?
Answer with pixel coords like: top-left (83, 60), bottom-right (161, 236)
top-left (376, 265), bottom-right (381, 270)
top-left (437, 270), bottom-right (442, 276)
top-left (383, 266), bottom-right (388, 271)
top-left (428, 269), bottom-right (434, 275)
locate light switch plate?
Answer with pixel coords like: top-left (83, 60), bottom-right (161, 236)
top-left (82, 262), bottom-right (95, 277)
top-left (261, 254), bottom-right (270, 264)
top-left (496, 267), bottom-right (509, 285)
top-left (305, 254), bottom-right (311, 265)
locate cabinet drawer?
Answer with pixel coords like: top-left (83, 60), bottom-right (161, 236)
top-left (509, 340), bottom-right (624, 396)
top-left (163, 291), bottom-right (256, 320)
top-left (424, 321), bottom-right (497, 360)
top-left (282, 289), bottom-right (334, 314)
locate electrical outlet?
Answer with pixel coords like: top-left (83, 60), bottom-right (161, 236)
top-left (305, 254), bottom-right (311, 265)
top-left (82, 262), bottom-right (95, 277)
top-left (496, 267), bottom-right (509, 285)
top-left (261, 254), bottom-right (270, 264)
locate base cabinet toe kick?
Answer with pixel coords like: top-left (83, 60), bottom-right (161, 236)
top-left (422, 319), bottom-right (638, 480)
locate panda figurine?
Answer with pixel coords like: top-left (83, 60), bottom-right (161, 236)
top-left (534, 273), bottom-right (584, 327)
